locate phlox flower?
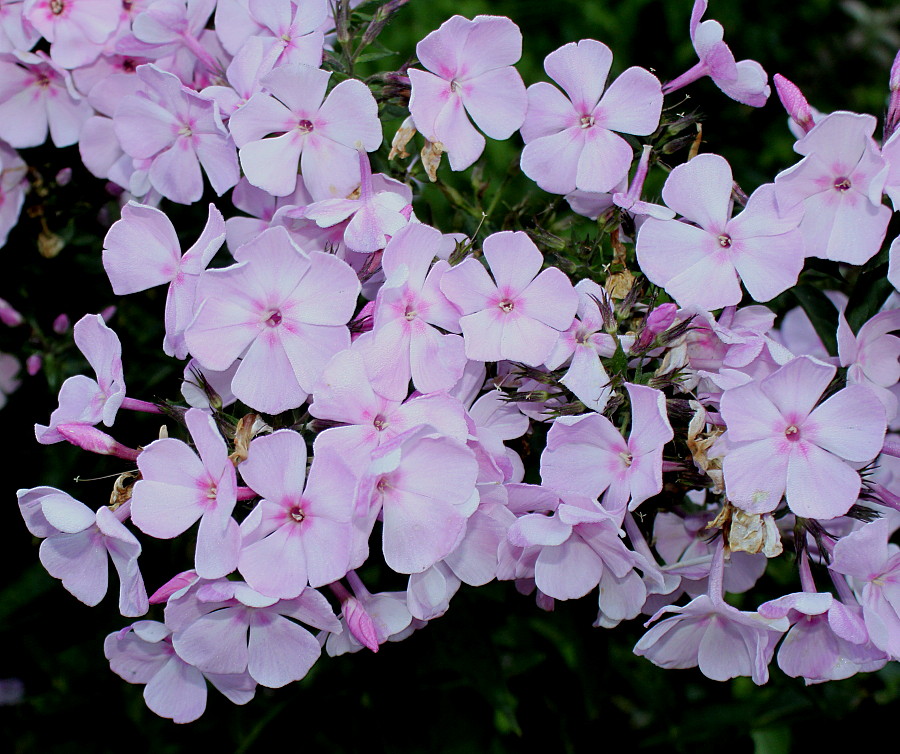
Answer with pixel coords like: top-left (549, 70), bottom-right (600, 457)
top-left (520, 39), bottom-right (662, 195)
top-left (663, 0), bottom-right (770, 107)
top-left (229, 63), bottom-right (382, 200)
top-left (634, 540), bottom-right (787, 684)
top-left (237, 430), bottom-right (356, 598)
top-left (0, 0), bottom-right (39, 54)
top-left (636, 153), bottom-right (805, 312)
top-left (18, 487), bottom-right (148, 616)
top-left (837, 308), bottom-right (900, 421)
top-left (246, 0), bottom-right (326, 69)
top-left (224, 175), bottom-right (312, 253)
top-left (408, 14), bottom-right (527, 172)
top-left (830, 518), bottom-right (900, 658)
top-left (544, 279), bottom-right (618, 412)
top-left (773, 111), bottom-right (890, 265)
top-left (184, 225), bottom-right (360, 414)
top-left (355, 426), bottom-right (479, 575)
top-left (367, 222), bottom-right (466, 394)
top-left (130, 408), bottom-right (241, 579)
top-left (439, 230), bottom-right (578, 367)
top-left (167, 579), bottom-right (341, 689)
top-left (23, 0), bottom-right (120, 69)
top-left (103, 201), bottom-right (225, 359)
top-left (0, 51), bottom-right (91, 148)
top-left (541, 383), bottom-right (673, 514)
top-left (720, 355), bottom-right (886, 519)
top-left (105, 620), bottom-right (256, 724)
top-left (302, 151), bottom-right (412, 254)
top-left (113, 64), bottom-right (239, 204)
top-left (35, 314), bottom-right (125, 444)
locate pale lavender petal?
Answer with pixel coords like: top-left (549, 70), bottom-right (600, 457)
top-left (805, 384), bottom-right (886, 461)
top-left (519, 81), bottom-right (577, 143)
top-left (543, 39), bottom-right (611, 114)
top-left (459, 66), bottom-right (526, 139)
top-left (661, 153), bottom-right (733, 231)
top-left (786, 443), bottom-right (860, 519)
top-left (520, 127), bottom-right (584, 195)
top-left (594, 66), bottom-right (662, 136)
top-left (722, 438), bottom-right (788, 513)
top-left (247, 613), bottom-right (320, 687)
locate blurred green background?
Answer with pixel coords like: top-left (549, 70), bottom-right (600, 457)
top-left (4, 1), bottom-right (900, 751)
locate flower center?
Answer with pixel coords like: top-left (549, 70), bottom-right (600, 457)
top-left (619, 451), bottom-right (634, 468)
top-left (207, 485), bottom-right (217, 500)
top-left (373, 414), bottom-right (388, 431)
top-left (580, 114), bottom-right (594, 128)
top-left (50, 0), bottom-right (64, 14)
top-left (289, 505), bottom-right (305, 523)
top-left (449, 79), bottom-right (460, 93)
top-left (297, 119), bottom-right (314, 133)
top-left (784, 424), bottom-right (801, 441)
top-left (404, 304), bottom-right (417, 321)
top-left (833, 176), bottom-right (852, 192)
top-left (178, 124), bottom-right (193, 138)
top-left (498, 299), bottom-right (515, 313)
top-left (265, 310), bottom-right (283, 327)
top-left (36, 74), bottom-right (51, 89)
top-left (717, 234), bottom-right (732, 248)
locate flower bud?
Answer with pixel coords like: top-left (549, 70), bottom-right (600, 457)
top-left (773, 74), bottom-right (813, 134)
top-left (56, 423), bottom-right (140, 461)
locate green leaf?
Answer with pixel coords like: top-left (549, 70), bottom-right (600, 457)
top-left (845, 264), bottom-right (893, 332)
top-left (791, 284), bottom-right (838, 355)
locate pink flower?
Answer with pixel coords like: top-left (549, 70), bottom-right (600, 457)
top-left (103, 201), bottom-right (225, 359)
top-left (130, 408), bottom-right (241, 579)
top-left (721, 356), bottom-right (886, 519)
top-left (229, 63), bottom-right (382, 200)
top-left (439, 230), bottom-right (578, 366)
top-left (105, 620), bottom-right (256, 724)
top-left (237, 430), bottom-right (356, 598)
top-left (541, 383), bottom-right (673, 514)
top-left (636, 154), bottom-right (805, 311)
top-left (774, 111), bottom-right (890, 265)
top-left (18, 487), bottom-right (148, 616)
top-left (113, 64), bottom-right (239, 204)
top-left (408, 14), bottom-right (526, 171)
top-left (184, 225), bottom-right (360, 414)
top-left (662, 0), bottom-right (770, 107)
top-left (520, 39), bottom-right (662, 195)
top-left (23, 0), bottom-right (120, 69)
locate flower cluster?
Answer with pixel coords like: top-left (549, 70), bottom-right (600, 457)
top-left (7, 0), bottom-right (900, 723)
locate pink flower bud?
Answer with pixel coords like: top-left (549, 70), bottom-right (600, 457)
top-left (100, 306), bottom-right (117, 322)
top-left (56, 423), bottom-right (140, 461)
top-left (0, 297), bottom-right (23, 327)
top-left (149, 570), bottom-right (199, 604)
top-left (343, 596), bottom-right (380, 652)
top-left (891, 48), bottom-right (900, 92)
top-left (52, 313), bottom-right (70, 334)
top-left (26, 354), bottom-right (42, 376)
top-left (773, 74), bottom-right (813, 134)
top-left (55, 167), bottom-right (72, 186)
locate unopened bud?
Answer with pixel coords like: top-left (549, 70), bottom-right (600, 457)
top-left (52, 313), bottom-right (70, 334)
top-left (56, 423), bottom-right (140, 461)
top-left (773, 74), bottom-right (814, 134)
top-left (0, 297), bottom-right (23, 327)
top-left (343, 596), bottom-right (381, 652)
top-left (26, 354), bottom-right (42, 376)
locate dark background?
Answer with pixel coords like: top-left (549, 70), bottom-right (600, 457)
top-left (4, 1), bottom-right (900, 751)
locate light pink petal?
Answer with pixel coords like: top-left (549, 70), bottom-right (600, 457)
top-left (300, 133), bottom-right (360, 201)
top-left (543, 39), bottom-right (611, 115)
top-left (575, 127), bottom-right (633, 193)
top-left (482, 230), bottom-right (543, 292)
top-left (535, 539), bottom-right (604, 600)
top-left (518, 268), bottom-right (579, 330)
top-left (39, 531), bottom-right (108, 606)
top-left (102, 202), bottom-right (179, 294)
top-left (149, 143), bottom-right (203, 204)
top-left (284, 250), bottom-right (359, 326)
top-left (440, 256), bottom-right (498, 314)
top-left (247, 613), bottom-right (319, 687)
top-left (231, 332), bottom-right (307, 413)
top-left (662, 153), bottom-right (733, 231)
top-left (174, 608), bottom-right (248, 675)
top-left (719, 381), bottom-right (786, 443)
top-left (786, 443), bottom-right (860, 519)
top-left (805, 385), bottom-right (886, 462)
top-left (722, 438), bottom-right (788, 513)
top-left (143, 656), bottom-right (208, 724)
top-left (239, 131), bottom-right (304, 197)
top-left (114, 96), bottom-right (177, 159)
top-left (759, 356), bottom-right (834, 419)
top-left (731, 231), bottom-right (804, 303)
top-left (459, 66), bottom-right (526, 139)
top-left (626, 383), bottom-right (673, 455)
top-left (458, 15), bottom-right (522, 77)
top-left (407, 68), bottom-right (451, 141)
top-left (434, 93), bottom-right (485, 172)
top-left (594, 66), bottom-right (662, 136)
top-left (316, 78), bottom-right (381, 150)
top-left (131, 480), bottom-right (203, 539)
top-left (520, 127), bottom-right (584, 195)
top-left (520, 81), bottom-right (578, 143)
top-left (240, 430), bottom-right (308, 501)
top-left (716, 59), bottom-right (770, 108)
top-left (239, 527), bottom-right (308, 598)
